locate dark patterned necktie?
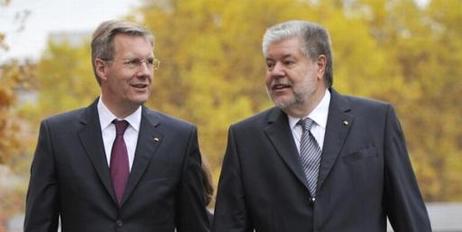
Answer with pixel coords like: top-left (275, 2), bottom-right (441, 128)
top-left (298, 118), bottom-right (322, 197)
top-left (110, 120), bottom-right (129, 205)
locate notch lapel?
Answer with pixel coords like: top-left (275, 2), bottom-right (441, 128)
top-left (121, 107), bottom-right (163, 206)
top-left (78, 100), bottom-right (117, 203)
top-left (264, 108), bottom-right (309, 189)
top-left (317, 89), bottom-right (353, 191)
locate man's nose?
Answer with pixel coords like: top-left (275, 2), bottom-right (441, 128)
top-left (270, 62), bottom-right (286, 77)
top-left (137, 61), bottom-right (152, 76)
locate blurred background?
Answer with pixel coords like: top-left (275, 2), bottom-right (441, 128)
top-left (1, 0), bottom-right (461, 231)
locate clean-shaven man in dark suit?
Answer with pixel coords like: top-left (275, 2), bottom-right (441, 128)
top-left (212, 20), bottom-right (431, 232)
top-left (24, 20), bottom-right (209, 232)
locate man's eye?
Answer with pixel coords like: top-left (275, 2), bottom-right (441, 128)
top-left (124, 59), bottom-right (136, 65)
top-left (283, 60), bottom-right (295, 66)
top-left (266, 63), bottom-right (274, 69)
top-left (147, 58), bottom-right (154, 65)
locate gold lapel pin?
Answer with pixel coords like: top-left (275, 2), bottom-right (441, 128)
top-left (153, 137), bottom-right (160, 142)
top-left (343, 120), bottom-right (349, 126)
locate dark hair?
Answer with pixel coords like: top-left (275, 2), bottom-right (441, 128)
top-left (201, 159), bottom-right (214, 206)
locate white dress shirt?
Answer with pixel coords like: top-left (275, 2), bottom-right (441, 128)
top-left (97, 98), bottom-right (141, 171)
top-left (288, 89), bottom-right (331, 152)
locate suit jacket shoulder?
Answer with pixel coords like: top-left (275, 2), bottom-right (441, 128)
top-left (42, 106), bottom-right (87, 126)
top-left (143, 107), bottom-right (196, 131)
top-left (343, 94), bottom-right (390, 109)
top-left (230, 107), bottom-right (283, 130)
top-left (329, 89), bottom-right (398, 124)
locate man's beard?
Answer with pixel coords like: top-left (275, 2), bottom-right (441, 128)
top-left (266, 87), bottom-right (306, 110)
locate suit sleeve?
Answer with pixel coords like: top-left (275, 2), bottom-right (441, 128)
top-left (24, 120), bottom-right (60, 232)
top-left (212, 127), bottom-right (253, 232)
top-left (175, 126), bottom-right (210, 232)
top-left (383, 105), bottom-right (432, 232)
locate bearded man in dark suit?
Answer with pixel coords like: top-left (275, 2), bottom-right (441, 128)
top-left (212, 20), bottom-right (431, 232)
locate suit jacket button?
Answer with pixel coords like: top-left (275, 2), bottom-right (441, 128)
top-left (116, 220), bottom-right (123, 227)
top-left (309, 197), bottom-right (316, 206)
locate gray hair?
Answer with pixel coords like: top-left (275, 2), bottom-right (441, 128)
top-left (262, 20), bottom-right (333, 88)
top-left (91, 20), bottom-right (154, 84)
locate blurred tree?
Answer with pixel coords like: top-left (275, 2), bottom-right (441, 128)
top-left (351, 0), bottom-right (462, 201)
top-left (0, 60), bottom-right (34, 164)
top-left (0, 0), bottom-right (34, 166)
top-left (0, 166), bottom-right (25, 232)
top-left (0, 0), bottom-right (35, 226)
top-left (27, 40), bottom-right (98, 122)
top-left (405, 0), bottom-right (462, 201)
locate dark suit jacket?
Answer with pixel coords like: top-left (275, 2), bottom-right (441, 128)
top-left (212, 89), bottom-right (431, 232)
top-left (25, 99), bottom-right (209, 232)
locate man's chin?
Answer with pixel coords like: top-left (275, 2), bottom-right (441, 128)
top-left (129, 96), bottom-right (149, 106)
top-left (272, 97), bottom-right (295, 110)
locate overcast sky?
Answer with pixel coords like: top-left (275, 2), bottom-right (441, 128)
top-left (0, 0), bottom-right (140, 63)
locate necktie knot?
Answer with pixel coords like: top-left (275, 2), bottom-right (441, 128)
top-left (113, 120), bottom-right (129, 136)
top-left (298, 118), bottom-right (315, 132)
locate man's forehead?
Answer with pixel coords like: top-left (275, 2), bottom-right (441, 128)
top-left (266, 38), bottom-right (303, 58)
top-left (112, 34), bottom-right (152, 45)
top-left (112, 35), bottom-right (153, 55)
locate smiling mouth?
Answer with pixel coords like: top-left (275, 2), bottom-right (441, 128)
top-left (131, 83), bottom-right (149, 89)
top-left (272, 84), bottom-right (291, 91)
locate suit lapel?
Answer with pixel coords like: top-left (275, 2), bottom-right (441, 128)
top-left (317, 89), bottom-right (353, 190)
top-left (121, 107), bottom-right (163, 206)
top-left (264, 108), bottom-right (309, 189)
top-left (78, 99), bottom-right (117, 202)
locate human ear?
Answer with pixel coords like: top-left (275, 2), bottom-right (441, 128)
top-left (95, 58), bottom-right (108, 82)
top-left (316, 55), bottom-right (327, 79)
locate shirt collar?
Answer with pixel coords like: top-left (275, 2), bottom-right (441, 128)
top-left (288, 89), bottom-right (331, 130)
top-left (97, 97), bottom-right (142, 131)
